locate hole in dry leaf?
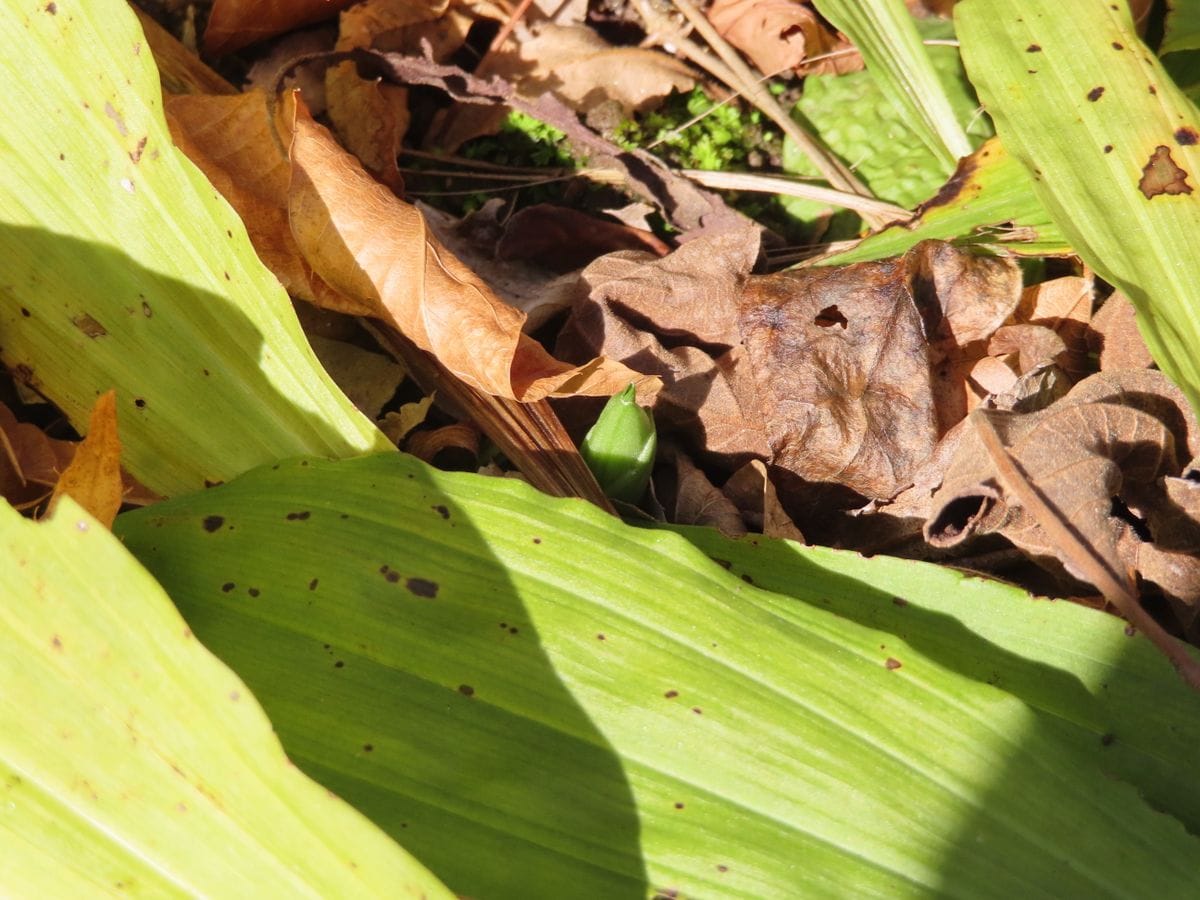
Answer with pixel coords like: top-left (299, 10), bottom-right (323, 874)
top-left (1110, 495), bottom-right (1151, 541)
top-left (814, 305), bottom-right (848, 329)
top-left (926, 494), bottom-right (993, 543)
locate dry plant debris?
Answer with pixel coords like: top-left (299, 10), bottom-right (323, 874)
top-left (11, 0), bottom-right (1197, 674)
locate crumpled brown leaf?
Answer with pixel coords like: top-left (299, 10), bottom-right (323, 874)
top-left (926, 370), bottom-right (1200, 603)
top-left (707, 0), bottom-right (862, 77)
top-left (282, 92), bottom-right (649, 401)
top-left (1089, 290), bottom-right (1155, 371)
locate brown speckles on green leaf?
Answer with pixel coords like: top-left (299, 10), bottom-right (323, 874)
top-left (202, 515), bottom-right (224, 532)
top-left (406, 577), bottom-right (439, 598)
top-left (1026, 43), bottom-right (1041, 53)
top-left (1087, 86), bottom-right (1105, 102)
top-left (379, 564), bottom-right (400, 583)
top-left (308, 578), bottom-right (318, 590)
top-left (885, 657), bottom-right (903, 670)
top-left (1138, 145), bottom-right (1192, 198)
top-left (285, 510), bottom-right (311, 521)
top-left (664, 690), bottom-right (678, 699)
top-left (432, 504), bottom-right (450, 519)
top-left (221, 582), bottom-right (234, 592)
top-left (458, 684), bottom-right (475, 697)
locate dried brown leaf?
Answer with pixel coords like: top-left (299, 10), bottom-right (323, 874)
top-left (707, 0), bottom-right (861, 77)
top-left (723, 459), bottom-right (805, 541)
top-left (282, 92), bottom-right (648, 401)
top-left (663, 446), bottom-right (747, 537)
top-left (205, 0), bottom-right (358, 55)
top-left (1089, 290), bottom-right (1156, 371)
top-left (47, 391), bottom-right (123, 528)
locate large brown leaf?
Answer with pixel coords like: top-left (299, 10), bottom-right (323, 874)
top-left (204, 0), bottom-right (359, 55)
top-left (282, 92), bottom-right (647, 401)
top-left (926, 370), bottom-right (1200, 604)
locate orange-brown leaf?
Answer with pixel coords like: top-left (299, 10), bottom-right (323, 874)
top-left (205, 0), bottom-right (358, 55)
top-left (47, 391), bottom-right (123, 528)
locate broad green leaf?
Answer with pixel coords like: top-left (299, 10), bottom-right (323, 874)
top-left (958, 0), bottom-right (1200, 413)
top-left (814, 0), bottom-right (972, 167)
top-left (0, 0), bottom-right (391, 497)
top-left (1162, 0), bottom-right (1200, 54)
top-left (0, 496), bottom-right (450, 897)
top-left (115, 453), bottom-right (1200, 898)
top-left (816, 137), bottom-right (1072, 265)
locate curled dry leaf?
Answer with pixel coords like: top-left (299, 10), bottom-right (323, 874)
top-left (926, 370), bottom-right (1200, 604)
top-left (661, 445), bottom-right (747, 537)
top-left (723, 459), bottom-right (805, 541)
top-left (204, 0), bottom-right (358, 55)
top-left (707, 0), bottom-right (861, 77)
top-left (1090, 290), bottom-right (1155, 371)
top-left (0, 401), bottom-right (75, 507)
top-left (496, 204), bottom-right (671, 272)
top-left (282, 92), bottom-right (649, 401)
top-left (404, 422), bottom-right (480, 465)
top-left (165, 91), bottom-right (353, 312)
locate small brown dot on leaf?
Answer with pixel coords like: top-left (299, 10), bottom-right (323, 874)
top-left (532, 537), bottom-right (542, 544)
top-left (741, 574), bottom-right (754, 584)
top-left (334, 660), bottom-right (345, 668)
top-left (1104, 144), bottom-right (1114, 153)
top-left (51, 635), bottom-right (62, 650)
top-left (1112, 41), bottom-right (1124, 49)
top-left (892, 597), bottom-right (908, 607)
top-left (1175, 127), bottom-right (1199, 145)
top-left (432, 504), bottom-right (449, 519)
top-left (509, 627), bottom-right (519, 634)
top-left (1087, 86), bottom-right (1105, 101)
top-left (44, 3), bottom-right (56, 13)
top-left (20, 307), bottom-right (29, 317)
top-left (221, 582), bottom-right (234, 592)
top-left (885, 657), bottom-right (902, 670)
top-left (674, 802), bottom-right (685, 809)
top-left (363, 743), bottom-right (374, 752)
top-left (499, 622), bottom-right (507, 628)
top-left (1149, 84), bottom-right (1158, 95)
top-left (597, 633), bottom-right (606, 641)
top-left (1100, 733), bottom-right (1115, 747)
top-left (406, 577), bottom-right (438, 598)
top-left (691, 707), bottom-right (703, 715)
top-left (229, 691), bottom-right (240, 702)
top-left (717, 865), bottom-right (729, 873)
top-left (248, 588), bottom-right (260, 598)
top-left (202, 515), bottom-right (224, 532)
top-left (133, 398), bottom-right (146, 408)
top-left (664, 690), bottom-right (678, 699)
top-left (458, 684), bottom-right (475, 697)
top-left (1026, 43), bottom-right (1041, 52)
top-left (285, 510), bottom-right (311, 521)
top-left (308, 578), bottom-right (318, 590)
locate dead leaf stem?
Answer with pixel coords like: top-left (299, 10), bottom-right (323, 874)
top-left (971, 410), bottom-right (1200, 692)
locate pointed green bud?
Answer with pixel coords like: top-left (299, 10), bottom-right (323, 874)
top-left (580, 384), bottom-right (657, 505)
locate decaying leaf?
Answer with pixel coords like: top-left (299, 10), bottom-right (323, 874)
top-left (204, 0), bottom-right (358, 55)
top-left (307, 335), bottom-right (406, 420)
top-left (1090, 290), bottom-right (1155, 371)
top-left (707, 0), bottom-right (861, 77)
top-left (926, 370), bottom-right (1200, 606)
top-left (281, 92), bottom-right (648, 401)
top-left (723, 459), bottom-right (805, 541)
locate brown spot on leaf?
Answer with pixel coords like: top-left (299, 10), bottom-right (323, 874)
top-left (72, 313), bottom-right (107, 338)
top-left (379, 564), bottom-right (400, 583)
top-left (432, 504), bottom-right (450, 519)
top-left (248, 587), bottom-right (260, 598)
top-left (1112, 41), bottom-right (1124, 50)
top-left (363, 743), bottom-right (374, 752)
top-left (1100, 732), bottom-right (1115, 746)
top-left (334, 660), bottom-right (345, 668)
top-left (1175, 127), bottom-right (1199, 146)
top-left (532, 537), bottom-right (542, 544)
top-left (717, 864), bottom-right (729, 873)
top-left (202, 515), bottom-right (224, 532)
top-left (692, 707), bottom-right (703, 715)
top-left (458, 684), bottom-right (475, 697)
top-left (407, 577), bottom-right (439, 598)
top-left (597, 633), bottom-right (606, 640)
top-left (509, 626), bottom-right (519, 634)
top-left (19, 307), bottom-right (30, 317)
top-left (308, 578), bottom-right (319, 590)
top-left (51, 635), bottom-right (62, 650)
top-left (1149, 84), bottom-right (1157, 95)
top-left (1138, 145), bottom-right (1192, 198)
top-left (221, 582), bottom-right (234, 592)
top-left (892, 596), bottom-right (908, 606)
top-left (674, 802), bottom-right (685, 809)
top-left (285, 510), bottom-right (311, 521)
top-left (130, 136), bottom-right (147, 163)
top-left (1026, 43), bottom-right (1041, 52)
top-left (885, 657), bottom-right (903, 670)
top-left (104, 101), bottom-right (128, 136)
top-left (134, 398), bottom-right (146, 408)
top-left (1087, 86), bottom-right (1105, 102)
top-left (664, 690), bottom-right (679, 699)
top-left (44, 2), bottom-right (56, 12)
top-left (1104, 144), bottom-right (1114, 153)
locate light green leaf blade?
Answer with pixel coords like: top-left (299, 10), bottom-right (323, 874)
top-left (0, 1), bottom-right (391, 496)
top-left (816, 137), bottom-right (1072, 265)
top-left (0, 496), bottom-right (450, 897)
top-left (957, 0), bottom-right (1200, 413)
top-left (1162, 0), bottom-right (1200, 54)
top-left (814, 0), bottom-right (972, 167)
top-left (115, 453), bottom-right (1200, 898)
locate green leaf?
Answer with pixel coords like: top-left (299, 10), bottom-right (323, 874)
top-left (0, 496), bottom-right (450, 897)
top-left (958, 0), bottom-right (1200, 413)
top-left (813, 0), bottom-right (973, 167)
top-left (0, 0), bottom-right (391, 496)
top-left (114, 453), bottom-right (1200, 898)
top-left (785, 18), bottom-right (987, 212)
top-left (817, 137), bottom-right (1072, 265)
top-left (1162, 0), bottom-right (1200, 55)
